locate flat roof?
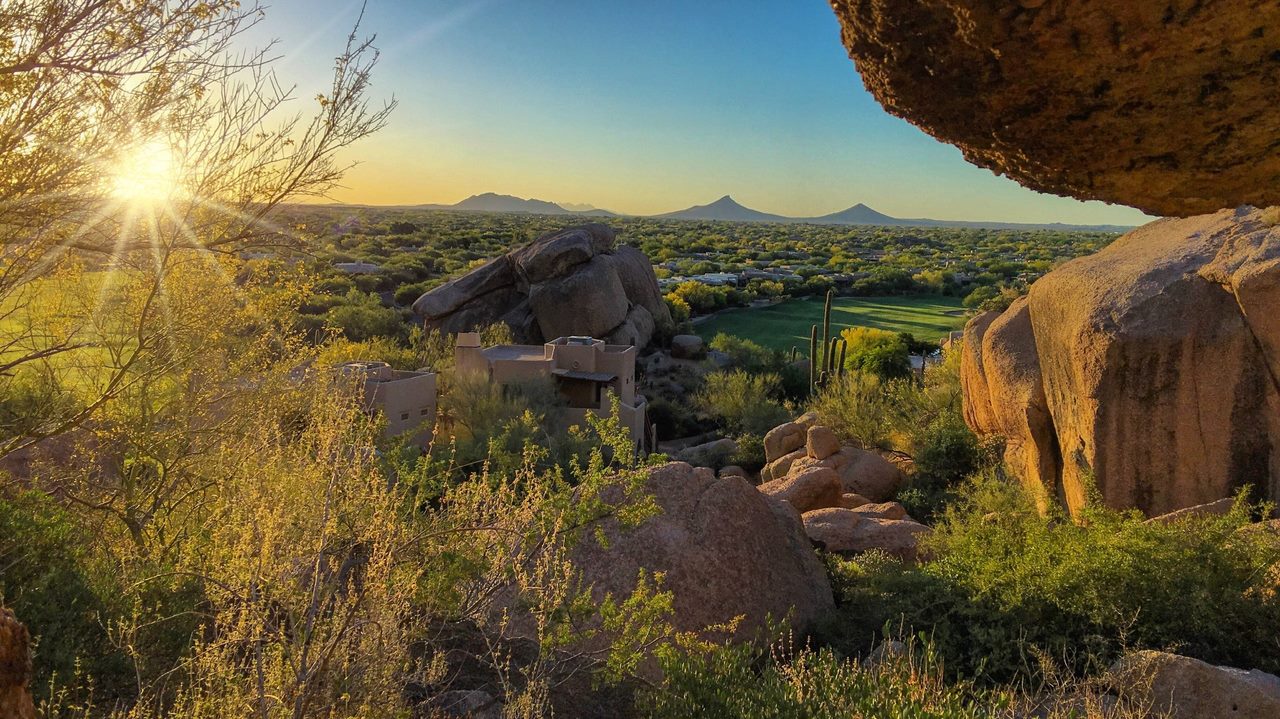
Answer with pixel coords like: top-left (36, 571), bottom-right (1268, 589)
top-left (552, 369), bottom-right (617, 383)
top-left (481, 345), bottom-right (546, 362)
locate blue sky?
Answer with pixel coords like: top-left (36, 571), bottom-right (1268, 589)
top-left (251, 0), bottom-right (1152, 225)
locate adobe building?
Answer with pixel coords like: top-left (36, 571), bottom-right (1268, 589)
top-left (454, 333), bottom-right (649, 448)
top-left (335, 361), bottom-right (437, 446)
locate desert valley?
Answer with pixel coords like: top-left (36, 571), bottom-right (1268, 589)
top-left (2, 2), bottom-right (1280, 718)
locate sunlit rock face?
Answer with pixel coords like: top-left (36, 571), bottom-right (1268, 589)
top-left (0, 607), bottom-right (35, 719)
top-left (829, 0), bottom-right (1280, 216)
top-left (962, 208), bottom-right (1280, 517)
top-left (412, 224), bottom-right (673, 347)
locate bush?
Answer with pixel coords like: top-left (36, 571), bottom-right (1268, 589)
top-left (840, 326), bottom-right (910, 381)
top-left (646, 640), bottom-right (1012, 718)
top-left (699, 371), bottom-right (790, 436)
top-left (897, 413), bottom-right (988, 522)
top-left (824, 475), bottom-right (1280, 684)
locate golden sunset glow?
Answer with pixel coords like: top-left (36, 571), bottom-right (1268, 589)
top-left (109, 139), bottom-right (180, 205)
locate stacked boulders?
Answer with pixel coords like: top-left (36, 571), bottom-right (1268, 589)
top-left (829, 1), bottom-right (1280, 519)
top-left (1107, 651), bottom-right (1280, 719)
top-left (758, 417), bottom-right (930, 562)
top-left (412, 224), bottom-right (673, 347)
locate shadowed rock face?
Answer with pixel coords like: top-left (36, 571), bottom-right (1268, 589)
top-left (829, 0), bottom-right (1280, 216)
top-left (962, 208), bottom-right (1280, 517)
top-left (412, 224), bottom-right (673, 347)
top-left (0, 608), bottom-right (35, 719)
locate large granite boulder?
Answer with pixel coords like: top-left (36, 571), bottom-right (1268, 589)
top-left (828, 0), bottom-right (1280, 216)
top-left (758, 466), bottom-right (844, 514)
top-left (413, 224), bottom-right (672, 347)
top-left (0, 608), bottom-right (34, 719)
top-left (961, 208), bottom-right (1280, 517)
top-left (573, 462), bottom-right (834, 647)
top-left (801, 508), bottom-right (931, 563)
top-left (1108, 651), bottom-right (1280, 719)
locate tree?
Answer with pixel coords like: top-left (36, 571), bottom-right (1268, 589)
top-left (840, 326), bottom-right (911, 380)
top-left (0, 0), bottom-right (394, 458)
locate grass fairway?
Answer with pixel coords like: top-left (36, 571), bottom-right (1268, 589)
top-left (694, 295), bottom-right (968, 352)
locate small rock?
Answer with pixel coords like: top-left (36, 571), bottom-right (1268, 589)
top-left (762, 448), bottom-right (807, 483)
top-left (675, 438), bottom-right (737, 468)
top-left (794, 411), bottom-right (820, 429)
top-left (801, 509), bottom-right (930, 562)
top-left (865, 640), bottom-right (908, 670)
top-left (764, 422), bottom-right (806, 463)
top-left (422, 690), bottom-right (502, 718)
top-left (1145, 497), bottom-right (1237, 524)
top-left (758, 467), bottom-right (843, 514)
top-left (1107, 651), bottom-right (1280, 719)
top-left (851, 501), bottom-right (909, 521)
top-left (670, 334), bottom-right (706, 360)
top-left (718, 465), bottom-right (747, 479)
top-left (839, 493), bottom-right (871, 509)
top-left (806, 426), bottom-right (841, 461)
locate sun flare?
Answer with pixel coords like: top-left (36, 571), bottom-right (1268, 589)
top-left (110, 139), bottom-right (181, 205)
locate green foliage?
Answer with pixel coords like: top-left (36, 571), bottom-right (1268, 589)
top-left (840, 326), bottom-right (910, 380)
top-left (698, 371), bottom-right (791, 436)
top-left (322, 289), bottom-right (405, 341)
top-left (898, 413), bottom-right (988, 523)
top-left (729, 433), bottom-right (766, 470)
top-left (826, 476), bottom-right (1280, 683)
top-left (645, 640), bottom-right (1012, 718)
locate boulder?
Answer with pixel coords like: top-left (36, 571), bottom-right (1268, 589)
top-left (529, 256), bottom-right (629, 341)
top-left (573, 462), bottom-right (834, 650)
top-left (510, 223), bottom-right (614, 285)
top-left (762, 448), bottom-right (807, 483)
top-left (801, 509), bottom-right (931, 562)
top-left (1146, 498), bottom-right (1237, 525)
top-left (675, 437), bottom-right (738, 468)
top-left (838, 493), bottom-right (871, 509)
top-left (1108, 651), bottom-right (1280, 719)
top-left (961, 299), bottom-right (1061, 512)
top-left (670, 335), bottom-right (706, 360)
top-left (850, 501), bottom-right (909, 521)
top-left (602, 246), bottom-right (674, 333)
top-left (413, 224), bottom-right (668, 347)
top-left (758, 467), bottom-right (843, 514)
top-left (718, 465), bottom-right (747, 479)
top-left (829, 0), bottom-right (1280, 216)
top-left (792, 447), bottom-right (902, 502)
top-left (806, 426), bottom-right (841, 461)
top-left (422, 690), bottom-right (503, 719)
top-left (961, 208), bottom-right (1280, 517)
top-left (764, 422), bottom-right (806, 463)
top-left (0, 608), bottom-right (34, 719)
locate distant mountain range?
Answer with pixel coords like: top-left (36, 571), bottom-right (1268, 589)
top-left (403, 192), bottom-right (1134, 232)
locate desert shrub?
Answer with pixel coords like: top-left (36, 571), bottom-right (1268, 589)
top-left (314, 335), bottom-right (421, 370)
top-left (323, 289), bottom-right (404, 341)
top-left (646, 396), bottom-right (701, 441)
top-left (840, 327), bottom-right (910, 380)
top-left (729, 433), bottom-right (766, 471)
top-left (0, 492), bottom-right (131, 702)
top-left (825, 475), bottom-right (1280, 683)
top-left (699, 371), bottom-right (790, 436)
top-left (897, 413), bottom-right (989, 522)
top-left (645, 639), bottom-right (1013, 718)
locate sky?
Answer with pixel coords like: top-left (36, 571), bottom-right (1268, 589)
top-left (246, 0), bottom-right (1153, 226)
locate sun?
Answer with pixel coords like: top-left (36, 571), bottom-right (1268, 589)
top-left (109, 139), bottom-right (181, 204)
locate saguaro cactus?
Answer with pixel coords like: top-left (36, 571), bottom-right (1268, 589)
top-left (821, 289), bottom-right (833, 370)
top-left (837, 338), bottom-right (848, 377)
top-left (809, 325), bottom-right (818, 393)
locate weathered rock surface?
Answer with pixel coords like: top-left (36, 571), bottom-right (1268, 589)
top-left (829, 0), bottom-right (1280, 216)
top-left (1108, 651), bottom-right (1280, 719)
top-left (413, 224), bottom-right (672, 346)
top-left (669, 334), bottom-right (705, 360)
top-left (962, 208), bottom-right (1280, 516)
top-left (792, 447), bottom-right (902, 502)
top-left (962, 298), bottom-right (1061, 512)
top-left (839, 492), bottom-right (871, 509)
top-left (675, 437), bottom-right (738, 468)
top-left (764, 422), bottom-right (806, 463)
top-left (0, 608), bottom-right (34, 719)
top-left (806, 426), bottom-right (841, 461)
top-left (801, 509), bottom-right (931, 562)
top-left (421, 690), bottom-right (503, 719)
top-left (573, 462), bottom-right (834, 646)
top-left (1145, 497), bottom-right (1237, 525)
top-left (761, 448), bottom-right (807, 483)
top-left (850, 501), bottom-right (908, 521)
top-left (758, 467), bottom-right (843, 514)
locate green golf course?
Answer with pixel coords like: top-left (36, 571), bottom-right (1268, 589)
top-left (694, 295), bottom-right (968, 352)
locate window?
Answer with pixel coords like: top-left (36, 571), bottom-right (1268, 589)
top-left (400, 412), bottom-right (410, 421)
top-left (420, 407), bottom-right (431, 416)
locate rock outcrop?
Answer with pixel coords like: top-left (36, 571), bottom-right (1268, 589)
top-left (801, 508), bottom-right (931, 563)
top-left (572, 462), bottom-right (833, 647)
top-left (413, 224), bottom-right (673, 347)
top-left (828, 0), bottom-right (1280, 217)
top-left (0, 608), bottom-right (34, 719)
top-left (961, 208), bottom-right (1280, 516)
top-left (1108, 651), bottom-right (1280, 719)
